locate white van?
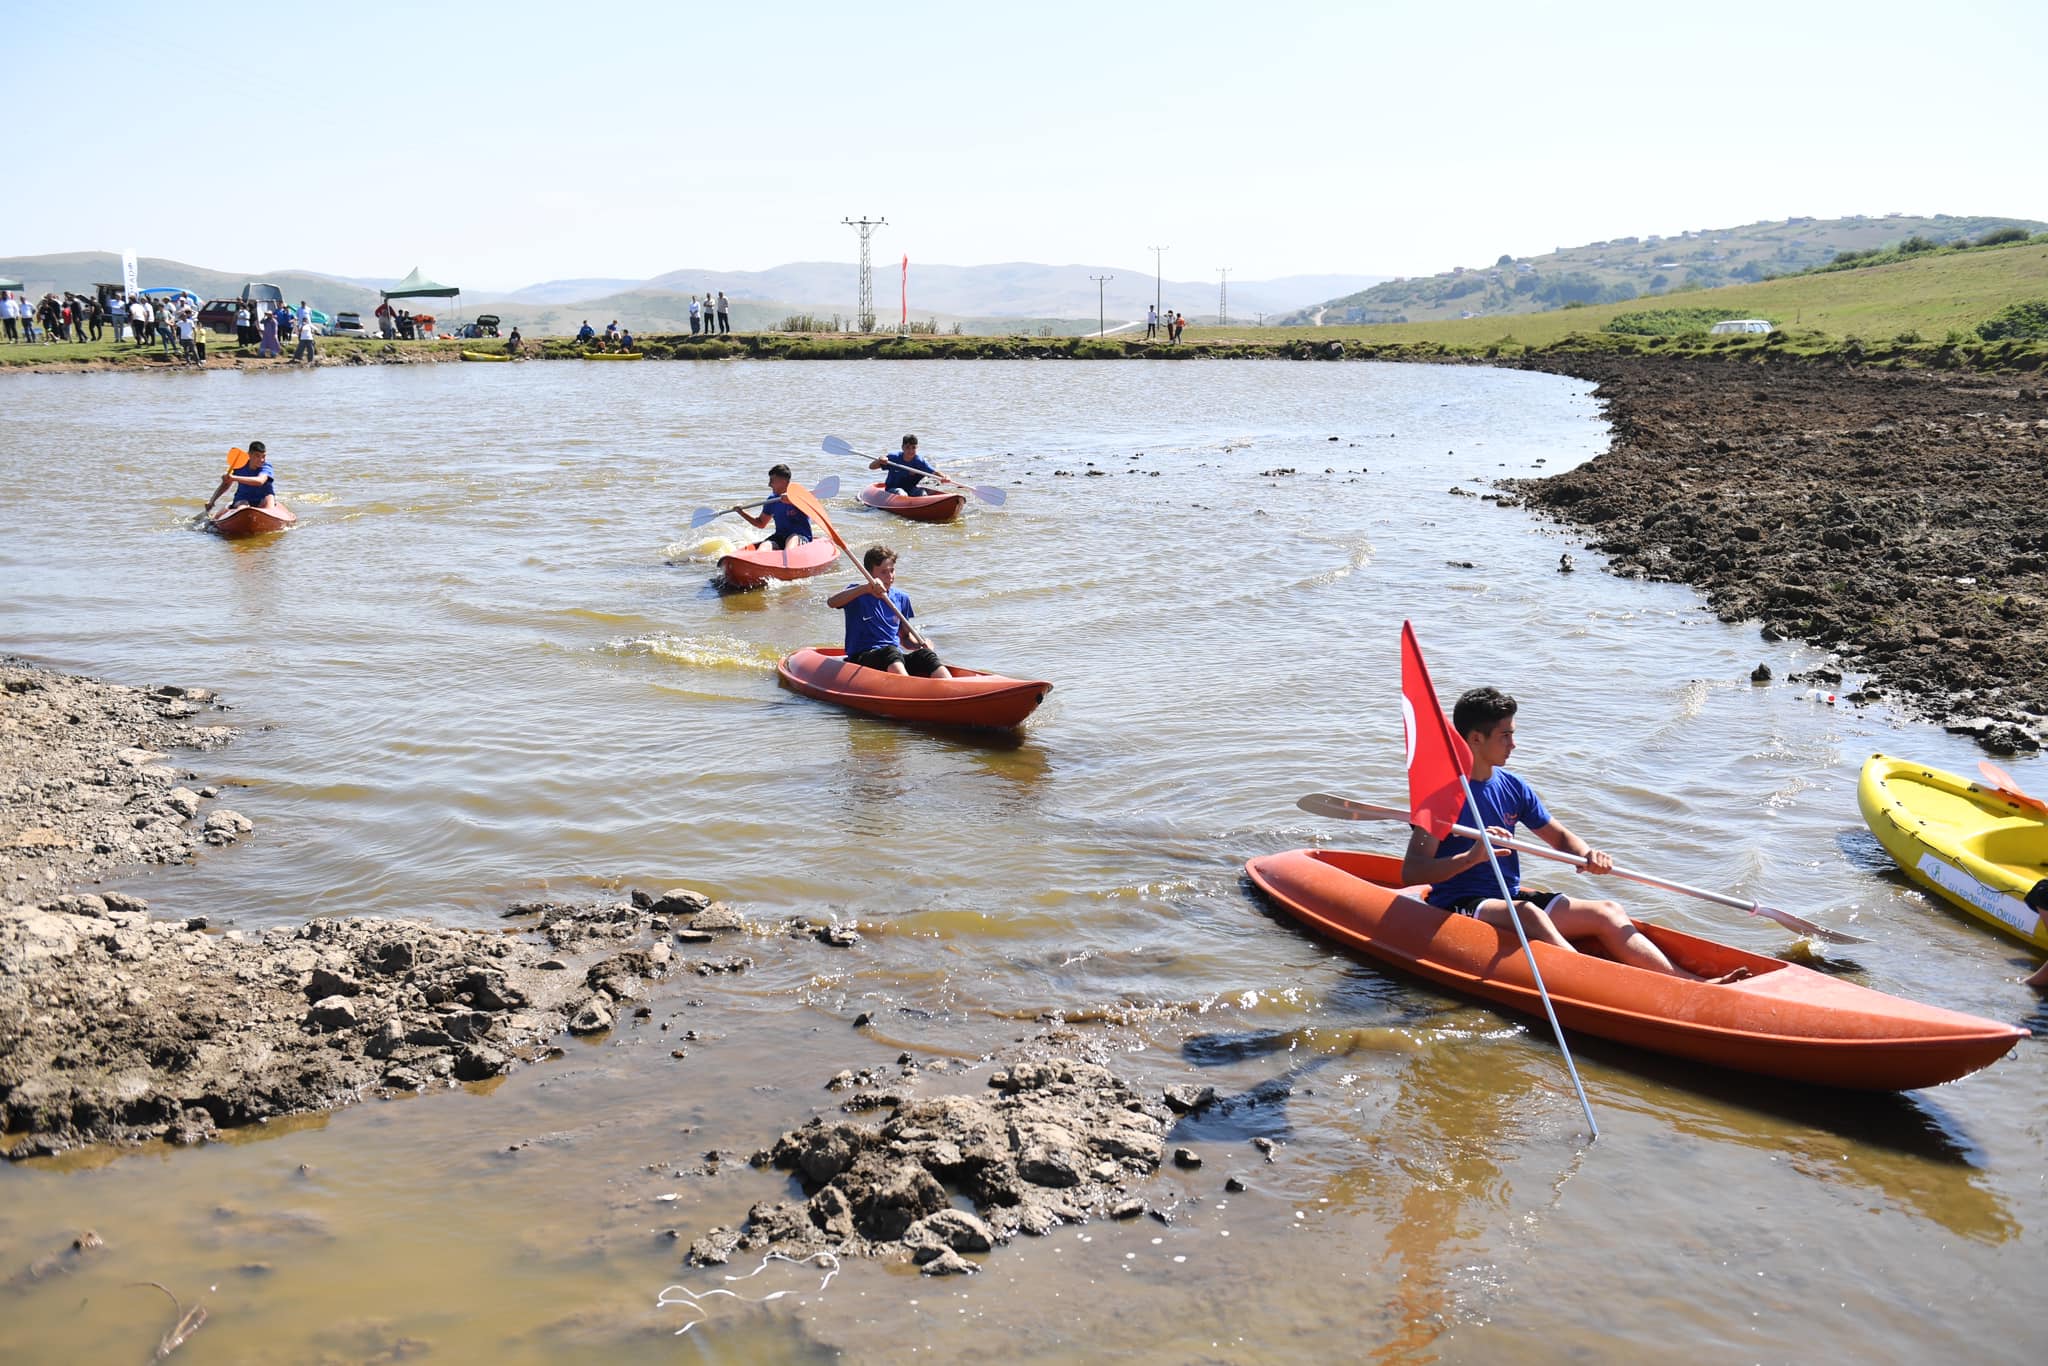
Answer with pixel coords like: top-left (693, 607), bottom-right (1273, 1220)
top-left (1710, 318), bottom-right (1774, 335)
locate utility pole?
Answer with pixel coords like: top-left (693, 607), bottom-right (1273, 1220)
top-left (1089, 273), bottom-right (1113, 336)
top-left (1255, 311), bottom-right (1266, 327)
top-left (1216, 267), bottom-right (1231, 327)
top-left (842, 216), bottom-right (887, 333)
top-left (1148, 245), bottom-right (1168, 325)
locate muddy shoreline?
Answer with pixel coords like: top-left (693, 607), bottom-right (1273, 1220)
top-left (1506, 356), bottom-right (2048, 751)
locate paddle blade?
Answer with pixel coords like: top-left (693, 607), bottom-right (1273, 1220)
top-left (1298, 793), bottom-right (1404, 823)
top-left (690, 507), bottom-right (720, 529)
top-left (1978, 761), bottom-right (2048, 813)
top-left (1751, 904), bottom-right (1867, 945)
top-left (811, 474), bottom-right (842, 499)
top-left (780, 480), bottom-right (850, 558)
top-left (227, 447), bottom-right (247, 471)
top-left (821, 435), bottom-right (857, 458)
top-left (971, 484), bottom-right (1008, 507)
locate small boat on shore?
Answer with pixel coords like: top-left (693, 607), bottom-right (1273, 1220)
top-left (583, 351), bottom-right (643, 361)
top-left (208, 501), bottom-right (298, 539)
top-left (776, 647), bottom-right (1051, 730)
top-left (460, 350), bottom-right (510, 362)
top-left (1858, 753), bottom-right (2048, 952)
top-left (716, 538), bottom-right (841, 590)
top-left (857, 483), bottom-right (965, 522)
top-left (1243, 847), bottom-right (2026, 1090)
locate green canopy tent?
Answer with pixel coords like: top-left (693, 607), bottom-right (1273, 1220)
top-left (380, 267), bottom-right (460, 336)
top-left (0, 277), bottom-right (24, 292)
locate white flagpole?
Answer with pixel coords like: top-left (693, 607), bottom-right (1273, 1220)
top-left (1460, 773), bottom-right (1598, 1141)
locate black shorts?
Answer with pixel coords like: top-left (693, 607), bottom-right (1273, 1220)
top-left (851, 644), bottom-right (942, 677)
top-left (761, 532), bottom-right (808, 550)
top-left (1443, 887), bottom-right (1561, 918)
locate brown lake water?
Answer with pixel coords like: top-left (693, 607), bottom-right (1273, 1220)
top-left (0, 360), bottom-right (2041, 1362)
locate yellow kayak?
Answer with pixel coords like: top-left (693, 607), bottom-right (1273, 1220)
top-left (583, 351), bottom-right (643, 361)
top-left (1858, 753), bottom-right (2048, 952)
top-left (461, 351), bottom-right (510, 362)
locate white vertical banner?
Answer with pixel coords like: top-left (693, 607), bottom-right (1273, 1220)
top-left (121, 249), bottom-right (138, 296)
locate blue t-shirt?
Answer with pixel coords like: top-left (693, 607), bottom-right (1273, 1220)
top-left (766, 497), bottom-right (812, 542)
top-left (841, 584), bottom-right (913, 658)
top-left (230, 460), bottom-right (275, 506)
top-left (1422, 769), bottom-right (1552, 908)
top-left (883, 453), bottom-right (936, 493)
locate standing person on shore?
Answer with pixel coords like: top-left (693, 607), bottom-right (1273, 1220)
top-left (1174, 311), bottom-right (1186, 343)
top-left (258, 307), bottom-right (280, 357)
top-left (127, 295), bottom-right (147, 348)
top-left (87, 295), bottom-right (104, 340)
top-left (176, 306), bottom-right (199, 365)
top-left (107, 292), bottom-right (126, 341)
top-left (375, 299), bottom-right (394, 338)
top-left (291, 309), bottom-right (316, 365)
top-left (826, 546), bottom-right (953, 679)
top-left (703, 294), bottom-right (714, 334)
top-left (235, 302), bottom-right (251, 347)
top-left (0, 293), bottom-right (16, 344)
top-left (717, 291), bottom-right (731, 334)
top-left (688, 297), bottom-right (701, 335)
top-left (1146, 303), bottom-right (1158, 339)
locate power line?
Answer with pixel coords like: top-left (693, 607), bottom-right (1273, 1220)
top-left (1089, 274), bottom-right (1114, 336)
top-left (842, 216), bottom-right (887, 333)
top-left (1216, 267), bottom-right (1232, 327)
top-left (1148, 245), bottom-right (1168, 329)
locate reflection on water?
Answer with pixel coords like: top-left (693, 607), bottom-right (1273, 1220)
top-left (0, 361), bottom-right (2042, 1360)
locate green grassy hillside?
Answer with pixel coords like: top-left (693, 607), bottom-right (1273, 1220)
top-left (1249, 241), bottom-right (2048, 348)
top-left (1285, 214), bottom-right (2046, 326)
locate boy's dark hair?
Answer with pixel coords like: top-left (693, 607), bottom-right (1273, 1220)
top-left (1452, 686), bottom-right (1517, 740)
top-left (862, 544), bottom-right (897, 572)
top-left (248, 440), bottom-right (267, 454)
top-left (768, 463), bottom-right (791, 481)
top-left (900, 434), bottom-right (918, 449)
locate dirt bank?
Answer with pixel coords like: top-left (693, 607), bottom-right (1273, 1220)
top-left (1507, 357), bottom-right (2048, 751)
top-left (0, 660), bottom-right (740, 1157)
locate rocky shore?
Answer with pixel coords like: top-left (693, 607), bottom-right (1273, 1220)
top-left (1508, 357), bottom-right (2048, 751)
top-left (0, 659), bottom-right (754, 1157)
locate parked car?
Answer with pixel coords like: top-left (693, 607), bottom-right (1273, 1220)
top-left (1709, 318), bottom-right (1774, 335)
top-left (330, 311), bottom-right (369, 337)
top-left (198, 299), bottom-right (241, 334)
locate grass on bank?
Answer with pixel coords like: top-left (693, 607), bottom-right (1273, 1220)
top-left (0, 332), bottom-right (477, 369)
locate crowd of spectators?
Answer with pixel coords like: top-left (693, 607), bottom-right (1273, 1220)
top-left (0, 290), bottom-right (322, 365)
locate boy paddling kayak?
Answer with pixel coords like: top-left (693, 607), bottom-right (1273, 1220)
top-left (728, 463), bottom-right (813, 549)
top-left (870, 434), bottom-right (939, 494)
top-left (826, 545), bottom-right (952, 678)
top-left (1400, 686), bottom-right (1749, 984)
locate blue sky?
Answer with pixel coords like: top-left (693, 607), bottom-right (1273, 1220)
top-left (19, 0), bottom-right (2046, 289)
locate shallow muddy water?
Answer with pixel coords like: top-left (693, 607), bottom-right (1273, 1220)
top-left (1, 360), bottom-right (2040, 1362)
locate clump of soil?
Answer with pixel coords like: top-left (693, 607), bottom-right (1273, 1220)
top-left (1509, 357), bottom-right (2048, 751)
top-left (688, 1056), bottom-right (1169, 1276)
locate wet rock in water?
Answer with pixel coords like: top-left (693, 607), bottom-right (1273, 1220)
top-left (1173, 1147), bottom-right (1203, 1169)
top-left (690, 903), bottom-right (746, 933)
top-left (687, 1227), bottom-right (741, 1267)
top-left (168, 1107), bottom-right (218, 1146)
top-left (693, 955), bottom-right (751, 975)
top-left (166, 788), bottom-right (202, 819)
top-left (920, 1248), bottom-right (977, 1276)
top-left (674, 928), bottom-right (714, 944)
top-left (1162, 1083), bottom-right (1216, 1114)
top-left (1252, 1136), bottom-right (1277, 1158)
top-left (569, 998), bottom-right (615, 1035)
top-left (1111, 1197), bottom-right (1146, 1220)
top-left (813, 923), bottom-right (861, 948)
top-left (1750, 663), bottom-right (1773, 684)
top-left (1224, 1173), bottom-right (1248, 1193)
top-left (652, 887), bottom-right (715, 917)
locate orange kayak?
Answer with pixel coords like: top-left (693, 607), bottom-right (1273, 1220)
top-left (857, 483), bottom-right (965, 522)
top-left (209, 502), bottom-right (298, 539)
top-left (776, 647), bottom-right (1051, 730)
top-left (716, 538), bottom-right (840, 589)
top-left (1243, 848), bottom-right (2026, 1091)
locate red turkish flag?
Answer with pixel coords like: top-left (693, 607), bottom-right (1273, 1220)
top-left (1401, 621), bottom-right (1473, 839)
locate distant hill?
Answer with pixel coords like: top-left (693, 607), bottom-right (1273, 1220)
top-left (1280, 214), bottom-right (2048, 326)
top-left (1271, 238), bottom-right (2048, 348)
top-left (2, 250), bottom-right (1381, 334)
